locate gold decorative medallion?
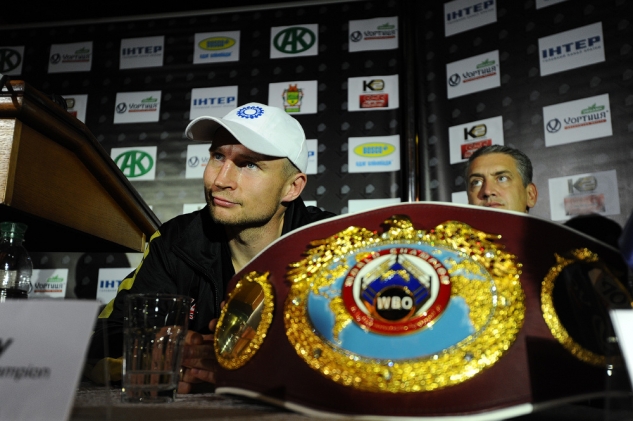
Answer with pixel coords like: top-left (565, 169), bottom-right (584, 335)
top-left (284, 216), bottom-right (525, 392)
top-left (215, 271), bottom-right (274, 370)
top-left (541, 248), bottom-right (633, 366)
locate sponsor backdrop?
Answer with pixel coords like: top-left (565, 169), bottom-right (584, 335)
top-left (415, 0), bottom-right (632, 227)
top-left (1, 0), bottom-right (632, 299)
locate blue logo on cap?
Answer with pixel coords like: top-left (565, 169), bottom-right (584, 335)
top-left (236, 105), bottom-right (264, 119)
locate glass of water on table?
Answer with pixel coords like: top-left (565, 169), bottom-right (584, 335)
top-left (122, 294), bottom-right (192, 403)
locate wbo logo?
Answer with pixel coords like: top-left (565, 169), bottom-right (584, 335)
top-left (0, 48), bottom-right (22, 73)
top-left (273, 27), bottom-right (316, 54)
top-left (114, 150), bottom-right (154, 178)
top-left (198, 37), bottom-right (236, 51)
top-left (354, 142), bottom-right (395, 158)
top-left (342, 248), bottom-right (451, 335)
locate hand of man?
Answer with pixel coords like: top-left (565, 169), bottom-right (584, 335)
top-left (177, 318), bottom-right (218, 394)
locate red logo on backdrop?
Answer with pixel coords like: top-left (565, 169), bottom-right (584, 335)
top-left (360, 94), bottom-right (389, 109)
top-left (461, 139), bottom-right (492, 159)
top-left (189, 303), bottom-right (196, 320)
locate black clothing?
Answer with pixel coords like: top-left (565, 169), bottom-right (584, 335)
top-left (87, 198), bottom-right (335, 362)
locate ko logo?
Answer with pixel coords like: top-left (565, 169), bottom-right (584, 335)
top-left (114, 150), bottom-right (154, 178)
top-left (350, 31), bottom-right (363, 42)
top-left (0, 48), bottom-right (22, 73)
top-left (546, 118), bottom-right (562, 133)
top-left (188, 156), bottom-right (200, 167)
top-left (116, 103), bottom-right (128, 114)
top-left (50, 53), bottom-right (61, 64)
top-left (448, 73), bottom-right (461, 87)
top-left (273, 27), bottom-right (316, 54)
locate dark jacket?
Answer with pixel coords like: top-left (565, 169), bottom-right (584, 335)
top-left (88, 198), bottom-right (335, 362)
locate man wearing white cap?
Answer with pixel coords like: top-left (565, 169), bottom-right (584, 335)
top-left (86, 103), bottom-right (334, 391)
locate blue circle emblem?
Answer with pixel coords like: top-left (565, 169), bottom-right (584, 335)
top-left (236, 105), bottom-right (264, 119)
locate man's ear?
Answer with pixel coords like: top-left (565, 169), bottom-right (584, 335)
top-left (281, 172), bottom-right (307, 203)
top-left (526, 183), bottom-right (538, 209)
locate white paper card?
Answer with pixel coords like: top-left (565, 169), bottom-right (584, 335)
top-left (348, 135), bottom-right (401, 173)
top-left (348, 16), bottom-right (398, 52)
top-left (348, 198), bottom-right (401, 214)
top-left (538, 22), bottom-right (605, 77)
top-left (185, 143), bottom-right (211, 179)
top-left (543, 93), bottom-right (612, 147)
top-left (448, 115), bottom-right (504, 164)
top-left (610, 309), bottom-right (633, 388)
top-left (306, 139), bottom-right (318, 175)
top-left (96, 267), bottom-right (136, 305)
top-left (347, 75), bottom-right (399, 112)
top-left (548, 169), bottom-right (620, 221)
top-left (0, 300), bottom-right (100, 421)
top-left (30, 268), bottom-right (69, 299)
top-left (446, 50), bottom-right (500, 99)
top-left (444, 0), bottom-right (497, 37)
top-left (267, 80), bottom-right (318, 115)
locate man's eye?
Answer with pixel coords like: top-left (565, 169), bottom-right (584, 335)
top-left (470, 179), bottom-right (482, 187)
top-left (211, 152), bottom-right (223, 160)
top-left (498, 175), bottom-right (508, 182)
top-left (245, 162), bottom-right (258, 169)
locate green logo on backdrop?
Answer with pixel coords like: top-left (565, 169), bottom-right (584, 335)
top-left (114, 150), bottom-right (154, 178)
top-left (581, 103), bottom-right (605, 114)
top-left (273, 27), bottom-right (316, 54)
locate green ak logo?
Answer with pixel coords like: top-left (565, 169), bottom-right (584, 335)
top-left (114, 150), bottom-right (154, 178)
top-left (274, 27), bottom-right (316, 54)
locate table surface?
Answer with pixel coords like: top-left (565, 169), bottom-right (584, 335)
top-left (71, 383), bottom-right (633, 421)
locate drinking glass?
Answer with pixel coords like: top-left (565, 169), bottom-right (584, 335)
top-left (122, 294), bottom-right (192, 403)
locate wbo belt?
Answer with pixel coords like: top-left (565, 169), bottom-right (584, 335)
top-left (212, 202), bottom-right (632, 420)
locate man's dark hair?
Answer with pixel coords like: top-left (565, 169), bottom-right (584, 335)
top-left (465, 145), bottom-right (533, 187)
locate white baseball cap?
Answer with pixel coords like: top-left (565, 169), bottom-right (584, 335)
top-left (185, 103), bottom-right (308, 173)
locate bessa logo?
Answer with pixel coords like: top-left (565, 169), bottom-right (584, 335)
top-left (581, 103), bottom-right (605, 115)
top-left (354, 142), bottom-right (395, 157)
top-left (114, 150), bottom-right (154, 178)
top-left (198, 37), bottom-right (236, 51)
top-left (273, 27), bottom-right (316, 54)
top-left (0, 48), bottom-right (22, 73)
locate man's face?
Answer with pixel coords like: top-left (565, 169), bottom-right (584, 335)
top-left (466, 153), bottom-right (537, 213)
top-left (203, 128), bottom-right (295, 227)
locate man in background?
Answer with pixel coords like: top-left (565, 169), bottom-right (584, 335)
top-left (465, 145), bottom-right (538, 213)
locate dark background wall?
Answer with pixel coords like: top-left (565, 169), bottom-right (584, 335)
top-left (2, 0), bottom-right (404, 221)
top-left (1, 0), bottom-right (632, 298)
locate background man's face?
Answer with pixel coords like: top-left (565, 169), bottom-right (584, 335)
top-left (466, 153), bottom-right (537, 213)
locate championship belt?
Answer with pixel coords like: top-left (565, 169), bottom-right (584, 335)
top-left (212, 203), bottom-right (632, 419)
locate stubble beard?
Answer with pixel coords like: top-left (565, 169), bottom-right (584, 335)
top-left (206, 195), bottom-right (280, 229)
